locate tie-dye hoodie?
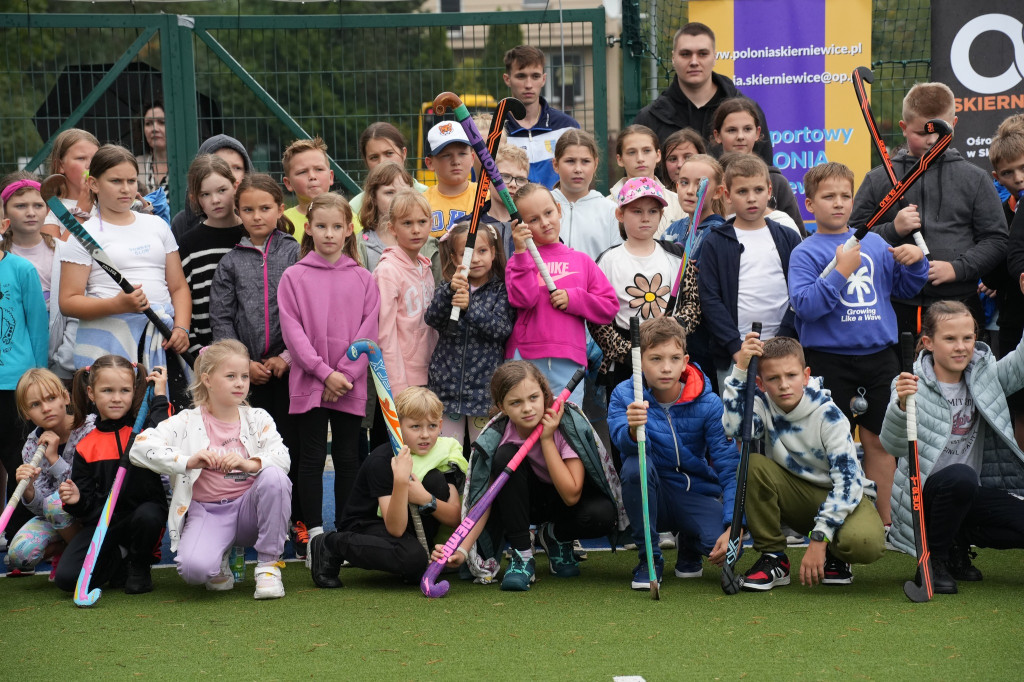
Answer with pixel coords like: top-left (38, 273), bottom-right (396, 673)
top-left (721, 365), bottom-right (876, 540)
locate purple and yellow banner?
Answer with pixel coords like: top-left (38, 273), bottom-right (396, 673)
top-left (691, 0), bottom-right (872, 229)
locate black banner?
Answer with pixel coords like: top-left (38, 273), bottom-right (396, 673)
top-left (932, 1), bottom-right (1024, 170)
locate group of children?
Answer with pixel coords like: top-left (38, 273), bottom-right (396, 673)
top-left (1, 51), bottom-right (1023, 601)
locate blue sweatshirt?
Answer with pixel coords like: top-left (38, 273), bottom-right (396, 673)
top-left (788, 230), bottom-right (929, 354)
top-left (0, 253), bottom-right (48, 389)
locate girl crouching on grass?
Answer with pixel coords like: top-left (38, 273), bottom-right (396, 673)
top-left (431, 361), bottom-right (626, 592)
top-left (130, 340), bottom-right (292, 600)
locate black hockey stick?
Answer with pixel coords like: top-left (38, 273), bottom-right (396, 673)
top-left (900, 332), bottom-right (933, 602)
top-left (721, 321), bottom-right (762, 595)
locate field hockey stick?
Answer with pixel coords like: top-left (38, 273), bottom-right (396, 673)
top-left (0, 443), bottom-right (47, 538)
top-left (665, 177), bottom-right (708, 316)
top-left (420, 367), bottom-right (585, 598)
top-left (74, 385), bottom-right (153, 607)
top-left (630, 316), bottom-right (660, 599)
top-left (820, 118), bottom-right (952, 277)
top-left (44, 194), bottom-right (197, 368)
top-left (446, 97), bottom-right (520, 334)
top-left (40, 173), bottom-right (93, 221)
top-left (852, 68), bottom-right (943, 256)
top-left (433, 93), bottom-right (557, 294)
top-left (900, 332), bottom-right (933, 603)
top-left (346, 339), bottom-right (429, 555)
top-left (721, 321), bottom-right (762, 595)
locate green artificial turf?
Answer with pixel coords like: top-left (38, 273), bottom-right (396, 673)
top-left (2, 549), bottom-right (1022, 681)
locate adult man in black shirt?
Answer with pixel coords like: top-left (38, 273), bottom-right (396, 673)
top-left (633, 22), bottom-right (774, 166)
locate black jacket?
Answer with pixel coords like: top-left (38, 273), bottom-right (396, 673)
top-left (633, 72), bottom-right (774, 167)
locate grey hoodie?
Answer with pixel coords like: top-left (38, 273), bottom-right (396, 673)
top-left (170, 134), bottom-right (254, 241)
top-left (850, 147), bottom-right (1007, 301)
top-left (209, 230), bottom-right (299, 360)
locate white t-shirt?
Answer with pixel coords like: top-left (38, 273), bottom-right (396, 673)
top-left (44, 197), bottom-right (97, 238)
top-left (597, 242), bottom-right (681, 328)
top-left (934, 380), bottom-right (983, 476)
top-left (11, 241), bottom-right (54, 309)
top-left (735, 225), bottom-right (789, 339)
top-left (61, 212), bottom-right (178, 306)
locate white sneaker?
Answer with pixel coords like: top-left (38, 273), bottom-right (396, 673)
top-left (206, 551), bottom-right (234, 591)
top-left (254, 562), bottom-right (285, 600)
top-left (658, 532), bottom-right (676, 549)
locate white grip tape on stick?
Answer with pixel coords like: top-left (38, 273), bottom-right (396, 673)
top-left (526, 239), bottom-right (557, 292)
top-left (631, 344), bottom-right (645, 442)
top-left (820, 234), bottom-right (860, 278)
top-left (906, 393), bottom-right (918, 441)
top-left (911, 230), bottom-right (930, 256)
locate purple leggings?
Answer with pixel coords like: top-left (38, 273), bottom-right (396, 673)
top-left (175, 466), bottom-right (291, 585)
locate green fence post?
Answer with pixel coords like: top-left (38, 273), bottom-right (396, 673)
top-left (621, 0), bottom-right (645, 127)
top-left (161, 14), bottom-right (200, 215)
top-left (591, 10), bottom-right (609, 192)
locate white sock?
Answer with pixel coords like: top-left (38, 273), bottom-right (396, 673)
top-left (308, 526), bottom-right (324, 540)
top-left (519, 548), bottom-right (534, 560)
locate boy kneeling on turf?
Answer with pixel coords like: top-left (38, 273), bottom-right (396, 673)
top-left (609, 317), bottom-right (738, 590)
top-left (723, 333), bottom-right (885, 591)
top-left (309, 387), bottom-right (468, 587)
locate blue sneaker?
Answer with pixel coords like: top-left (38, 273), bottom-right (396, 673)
top-left (500, 549), bottom-right (536, 591)
top-left (674, 556), bottom-right (703, 578)
top-left (536, 523), bottom-right (580, 578)
top-left (630, 552), bottom-right (664, 591)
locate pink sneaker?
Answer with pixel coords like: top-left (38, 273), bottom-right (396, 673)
top-left (48, 554), bottom-right (62, 582)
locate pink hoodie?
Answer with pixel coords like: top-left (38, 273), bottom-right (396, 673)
top-left (278, 251), bottom-right (380, 415)
top-left (372, 246), bottom-right (438, 395)
top-left (505, 242), bottom-right (617, 365)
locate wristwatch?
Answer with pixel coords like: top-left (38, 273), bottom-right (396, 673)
top-left (417, 495), bottom-right (438, 515)
top-left (809, 530), bottom-right (828, 543)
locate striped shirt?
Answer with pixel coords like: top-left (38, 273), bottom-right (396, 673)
top-left (178, 223), bottom-right (246, 353)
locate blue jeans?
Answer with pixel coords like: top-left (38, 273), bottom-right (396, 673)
top-left (512, 351), bottom-right (585, 407)
top-left (620, 456), bottom-right (724, 559)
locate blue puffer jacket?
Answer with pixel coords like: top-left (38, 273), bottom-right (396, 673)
top-left (880, 339), bottom-right (1024, 556)
top-left (608, 362), bottom-right (739, 523)
top-left (424, 277), bottom-right (515, 416)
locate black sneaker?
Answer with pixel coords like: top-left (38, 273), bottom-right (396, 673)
top-left (124, 562), bottom-right (153, 595)
top-left (741, 553), bottom-right (791, 591)
top-left (930, 561), bottom-right (958, 594)
top-left (948, 542), bottom-right (983, 582)
top-left (309, 533), bottom-right (343, 589)
top-left (822, 551), bottom-right (853, 585)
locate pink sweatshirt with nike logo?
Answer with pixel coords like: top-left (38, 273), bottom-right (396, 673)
top-left (505, 241), bottom-right (617, 366)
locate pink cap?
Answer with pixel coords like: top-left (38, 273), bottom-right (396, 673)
top-left (617, 177), bottom-right (667, 208)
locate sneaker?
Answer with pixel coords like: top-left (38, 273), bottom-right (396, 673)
top-left (254, 562), bottom-right (286, 599)
top-left (206, 551), bottom-right (235, 591)
top-left (884, 524), bottom-right (898, 551)
top-left (499, 549), bottom-right (536, 591)
top-left (48, 553), bottom-right (62, 583)
top-left (631, 552), bottom-right (664, 590)
top-left (622, 541), bottom-right (638, 550)
top-left (782, 526), bottom-right (807, 545)
top-left (658, 532), bottom-right (676, 549)
top-left (6, 568), bottom-right (36, 577)
top-left (309, 533), bottom-right (343, 589)
top-left (304, 526), bottom-right (324, 569)
top-left (536, 524), bottom-right (580, 578)
top-left (822, 551), bottom-right (853, 585)
top-left (674, 556), bottom-right (703, 579)
top-left (572, 539), bottom-right (588, 561)
top-left (930, 560), bottom-right (958, 595)
top-left (291, 521), bottom-right (309, 561)
top-left (948, 542), bottom-right (983, 582)
top-left (742, 553), bottom-right (791, 591)
top-left (124, 562), bottom-right (154, 595)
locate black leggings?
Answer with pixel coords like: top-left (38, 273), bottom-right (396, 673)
top-left (295, 408), bottom-right (362, 529)
top-left (924, 463), bottom-right (1024, 561)
top-left (0, 389), bottom-right (32, 544)
top-left (54, 501), bottom-right (166, 593)
top-left (325, 469), bottom-right (450, 578)
top-left (490, 442), bottom-right (616, 551)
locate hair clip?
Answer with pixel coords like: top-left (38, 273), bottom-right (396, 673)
top-left (438, 230), bottom-right (451, 243)
top-left (199, 346), bottom-right (208, 356)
